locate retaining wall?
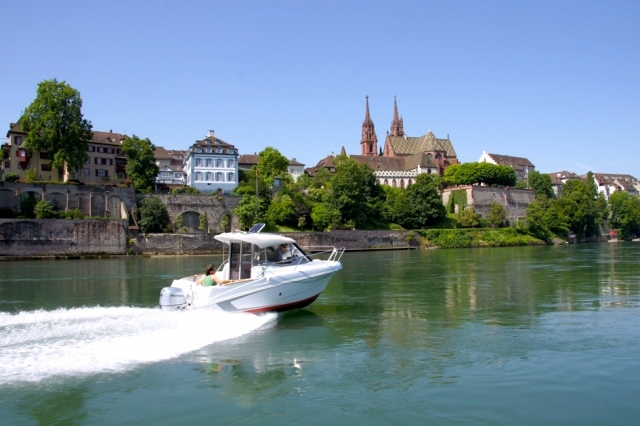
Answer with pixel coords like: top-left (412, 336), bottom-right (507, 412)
top-left (0, 219), bottom-right (127, 256)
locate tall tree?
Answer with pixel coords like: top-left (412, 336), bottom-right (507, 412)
top-left (528, 170), bottom-right (554, 199)
top-left (404, 174), bottom-right (446, 228)
top-left (121, 135), bottom-right (159, 193)
top-left (22, 79), bottom-right (93, 180)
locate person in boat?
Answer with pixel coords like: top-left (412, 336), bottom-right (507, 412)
top-left (196, 264), bottom-right (230, 286)
top-left (270, 244), bottom-right (289, 263)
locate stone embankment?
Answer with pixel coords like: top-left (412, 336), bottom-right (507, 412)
top-left (0, 218), bottom-right (419, 258)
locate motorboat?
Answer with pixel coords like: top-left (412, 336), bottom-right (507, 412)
top-left (159, 224), bottom-right (345, 313)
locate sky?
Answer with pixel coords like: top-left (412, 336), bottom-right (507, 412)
top-left (1, 0), bottom-right (639, 177)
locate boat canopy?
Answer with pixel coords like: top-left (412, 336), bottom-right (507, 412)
top-left (214, 232), bottom-right (297, 249)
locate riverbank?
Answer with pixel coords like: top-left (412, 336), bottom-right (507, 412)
top-left (2, 218), bottom-right (600, 259)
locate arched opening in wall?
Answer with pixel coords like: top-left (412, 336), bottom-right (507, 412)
top-left (176, 211), bottom-right (202, 233)
top-left (384, 179), bottom-right (389, 185)
top-left (106, 195), bottom-right (123, 219)
top-left (0, 189), bottom-right (18, 217)
top-left (19, 191), bottom-right (41, 218)
top-left (400, 180), bottom-right (405, 188)
top-left (392, 179), bottom-right (397, 187)
top-left (45, 192), bottom-right (66, 212)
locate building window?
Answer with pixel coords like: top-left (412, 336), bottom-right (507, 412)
top-left (227, 160), bottom-right (234, 168)
top-left (205, 159), bottom-right (212, 167)
top-left (174, 173), bottom-right (182, 179)
top-left (216, 172), bottom-right (223, 181)
top-left (227, 172), bottom-right (234, 181)
top-left (69, 172), bottom-right (76, 179)
top-left (15, 136), bottom-right (22, 145)
top-left (216, 159), bottom-right (223, 167)
top-left (84, 168), bottom-right (90, 176)
top-left (117, 171), bottom-right (126, 179)
top-left (39, 152), bottom-right (50, 160)
top-left (196, 158), bottom-right (202, 167)
top-left (116, 149), bottom-right (121, 155)
top-left (96, 169), bottom-right (108, 177)
top-left (41, 164), bottom-right (52, 171)
top-left (206, 147), bottom-right (212, 153)
top-left (4, 161), bottom-right (10, 168)
top-left (216, 148), bottom-right (222, 153)
top-left (196, 172), bottom-right (202, 181)
top-left (107, 159), bottom-right (113, 166)
top-left (205, 172), bottom-right (212, 181)
top-left (196, 147), bottom-right (202, 153)
top-left (88, 146), bottom-right (95, 152)
top-left (85, 156), bottom-right (90, 164)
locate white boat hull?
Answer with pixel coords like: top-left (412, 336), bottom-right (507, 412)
top-left (161, 261), bottom-right (341, 313)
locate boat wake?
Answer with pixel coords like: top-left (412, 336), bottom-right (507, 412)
top-left (0, 306), bottom-right (278, 385)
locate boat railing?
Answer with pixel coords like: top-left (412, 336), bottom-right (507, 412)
top-left (301, 246), bottom-right (346, 263)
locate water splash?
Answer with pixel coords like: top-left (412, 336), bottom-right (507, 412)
top-left (0, 306), bottom-right (277, 384)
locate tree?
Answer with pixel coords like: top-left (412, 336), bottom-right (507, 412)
top-left (404, 174), bottom-right (446, 228)
top-left (22, 79), bottom-right (93, 180)
top-left (267, 193), bottom-right (298, 226)
top-left (487, 202), bottom-right (507, 228)
top-left (2, 172), bottom-right (19, 182)
top-left (122, 135), bottom-right (159, 193)
top-left (256, 147), bottom-right (290, 188)
top-left (528, 170), bottom-right (554, 199)
top-left (35, 200), bottom-right (57, 219)
top-left (609, 192), bottom-right (640, 239)
top-left (329, 155), bottom-right (384, 229)
top-left (138, 196), bottom-right (170, 233)
top-left (458, 207), bottom-right (482, 228)
top-left (233, 195), bottom-right (264, 230)
top-left (444, 162), bottom-right (516, 187)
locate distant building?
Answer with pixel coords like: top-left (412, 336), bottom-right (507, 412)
top-left (478, 151), bottom-right (535, 182)
top-left (548, 170), bottom-right (581, 197)
top-left (319, 96), bottom-right (458, 187)
top-left (238, 153), bottom-right (305, 182)
top-left (288, 158), bottom-right (305, 182)
top-left (154, 146), bottom-right (187, 192)
top-left (2, 120), bottom-right (128, 185)
top-left (584, 173), bottom-right (639, 200)
top-left (183, 130), bottom-right (239, 194)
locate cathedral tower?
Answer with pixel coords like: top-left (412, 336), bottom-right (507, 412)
top-left (360, 96), bottom-right (378, 156)
top-left (390, 95), bottom-right (404, 137)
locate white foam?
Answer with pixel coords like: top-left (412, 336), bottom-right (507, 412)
top-left (0, 306), bottom-right (277, 384)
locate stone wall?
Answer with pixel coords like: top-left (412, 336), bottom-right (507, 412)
top-left (136, 193), bottom-right (242, 233)
top-left (133, 229), bottom-right (420, 255)
top-left (442, 185), bottom-right (535, 224)
top-left (0, 219), bottom-right (127, 256)
top-left (0, 182), bottom-right (136, 219)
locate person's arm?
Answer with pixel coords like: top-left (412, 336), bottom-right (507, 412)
top-left (211, 274), bottom-right (230, 285)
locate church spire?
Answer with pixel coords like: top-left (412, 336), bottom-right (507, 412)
top-left (390, 95), bottom-right (404, 136)
top-left (360, 96), bottom-right (378, 156)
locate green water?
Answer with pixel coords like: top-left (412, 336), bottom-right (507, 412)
top-left (1, 243), bottom-right (639, 425)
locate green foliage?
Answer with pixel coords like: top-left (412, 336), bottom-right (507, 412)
top-left (34, 200), bottom-right (57, 219)
top-left (2, 172), bottom-right (20, 182)
top-left (175, 214), bottom-right (184, 231)
top-left (171, 186), bottom-right (200, 195)
top-left (447, 189), bottom-right (468, 214)
top-left (523, 199), bottom-right (552, 241)
top-left (59, 208), bottom-right (84, 219)
top-left (138, 196), bottom-right (170, 233)
top-left (20, 193), bottom-right (39, 218)
top-left (381, 186), bottom-right (411, 225)
top-left (221, 215), bottom-right (230, 232)
top-left (487, 202), bottom-right (507, 228)
top-left (402, 174), bottom-right (445, 228)
top-left (422, 228), bottom-right (542, 249)
top-left (267, 193), bottom-right (298, 227)
top-left (25, 168), bottom-right (38, 183)
top-left (198, 213), bottom-right (208, 231)
top-left (256, 147), bottom-right (291, 188)
top-left (528, 170), bottom-right (554, 199)
top-left (458, 207), bottom-right (482, 228)
top-left (310, 203), bottom-right (338, 231)
top-left (233, 195), bottom-right (264, 230)
top-left (311, 168), bottom-right (333, 189)
top-left (328, 155), bottom-right (384, 229)
top-left (121, 135), bottom-right (159, 193)
top-left (609, 191), bottom-right (640, 239)
top-left (444, 162), bottom-right (517, 187)
top-left (21, 79), bottom-right (93, 180)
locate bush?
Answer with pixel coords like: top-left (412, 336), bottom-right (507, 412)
top-left (138, 196), bottom-right (171, 233)
top-left (34, 200), bottom-right (57, 219)
top-left (2, 172), bottom-right (19, 182)
top-left (59, 208), bottom-right (84, 219)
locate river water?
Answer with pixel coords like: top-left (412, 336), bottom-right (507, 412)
top-left (1, 243), bottom-right (639, 425)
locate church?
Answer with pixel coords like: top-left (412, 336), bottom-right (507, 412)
top-left (346, 96), bottom-right (459, 188)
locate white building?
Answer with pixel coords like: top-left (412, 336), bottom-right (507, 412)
top-left (183, 130), bottom-right (239, 194)
top-left (288, 158), bottom-right (305, 182)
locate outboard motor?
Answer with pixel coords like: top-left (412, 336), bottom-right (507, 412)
top-left (159, 286), bottom-right (187, 311)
